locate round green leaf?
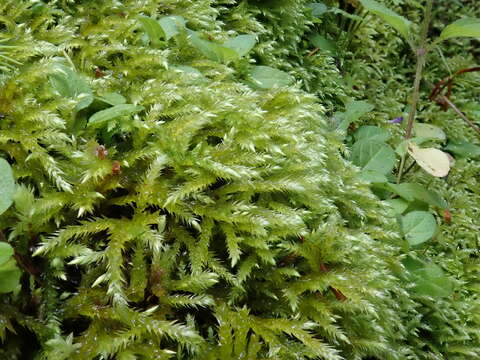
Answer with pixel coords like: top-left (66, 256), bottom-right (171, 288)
top-left (307, 3), bottom-right (328, 17)
top-left (309, 35), bottom-right (338, 55)
top-left (351, 140), bottom-right (396, 174)
top-left (0, 158), bottom-right (15, 215)
top-left (401, 211), bottom-right (437, 245)
top-left (402, 257), bottom-right (453, 298)
top-left (248, 66), bottom-right (293, 89)
top-left (0, 242), bottom-right (14, 266)
top-left (0, 258), bottom-right (21, 293)
top-left (223, 34), bottom-right (257, 57)
top-left (384, 198), bottom-right (409, 215)
top-left (413, 123), bottom-right (446, 141)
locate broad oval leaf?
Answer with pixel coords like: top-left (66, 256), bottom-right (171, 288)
top-left (439, 18), bottom-right (480, 41)
top-left (351, 140), bottom-right (396, 174)
top-left (401, 211), bottom-right (437, 245)
top-left (248, 66), bottom-right (293, 89)
top-left (0, 158), bottom-right (15, 215)
top-left (402, 256), bottom-right (453, 298)
top-left (0, 258), bottom-right (21, 293)
top-left (407, 143), bottom-right (451, 177)
top-left (0, 242), bottom-right (14, 266)
top-left (445, 140), bottom-right (480, 159)
top-left (224, 34), bottom-right (257, 57)
top-left (360, 0), bottom-right (412, 39)
top-left (88, 104), bottom-right (145, 126)
top-left (413, 123), bottom-right (446, 141)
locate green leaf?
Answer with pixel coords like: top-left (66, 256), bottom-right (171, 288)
top-left (309, 35), bottom-right (338, 55)
top-left (88, 104), bottom-right (145, 126)
top-left (402, 256), bottom-right (453, 298)
top-left (138, 16), bottom-right (165, 45)
top-left (384, 198), bottom-right (409, 215)
top-left (413, 123), bottom-right (446, 141)
top-left (337, 101), bottom-right (374, 131)
top-left (387, 183), bottom-right (448, 209)
top-left (49, 64), bottom-right (93, 112)
top-left (189, 33), bottom-right (239, 63)
top-left (159, 16), bottom-right (186, 40)
top-left (248, 66), bottom-right (293, 89)
top-left (307, 3), bottom-right (328, 17)
top-left (358, 169), bottom-right (388, 183)
top-left (401, 211), bottom-right (437, 245)
top-left (0, 258), bottom-right (21, 293)
top-left (445, 140), bottom-right (480, 158)
top-left (351, 140), bottom-right (396, 174)
top-left (0, 158), bottom-right (15, 215)
top-left (354, 125), bottom-right (390, 142)
top-left (97, 92), bottom-right (127, 106)
top-left (0, 243), bottom-right (14, 266)
top-left (439, 18), bottom-right (480, 41)
top-left (223, 35), bottom-right (257, 57)
top-left (359, 0), bottom-right (412, 39)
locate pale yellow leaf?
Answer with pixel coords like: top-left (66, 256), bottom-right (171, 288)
top-left (407, 143), bottom-right (451, 177)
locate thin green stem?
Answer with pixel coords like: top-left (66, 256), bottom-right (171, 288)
top-left (396, 0), bottom-right (434, 183)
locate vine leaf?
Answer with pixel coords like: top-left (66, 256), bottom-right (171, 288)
top-left (359, 0), bottom-right (412, 39)
top-left (401, 211), bottom-right (437, 246)
top-left (407, 143), bottom-right (451, 177)
top-left (439, 18), bottom-right (480, 41)
top-left (0, 158), bottom-right (15, 215)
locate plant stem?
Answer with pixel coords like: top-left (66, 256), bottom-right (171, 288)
top-left (441, 96), bottom-right (480, 136)
top-left (397, 0), bottom-right (434, 183)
